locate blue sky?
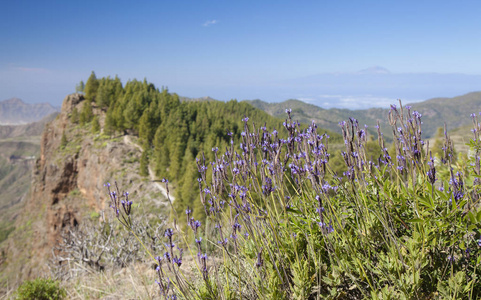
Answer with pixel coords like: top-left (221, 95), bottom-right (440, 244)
top-left (2, 0), bottom-right (481, 108)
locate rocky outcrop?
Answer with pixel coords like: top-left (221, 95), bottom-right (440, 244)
top-left (1, 94), bottom-right (168, 284)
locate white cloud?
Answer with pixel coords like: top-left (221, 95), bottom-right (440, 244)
top-left (297, 97), bottom-right (315, 103)
top-left (334, 95), bottom-right (395, 109)
top-left (318, 94), bottom-right (342, 98)
top-left (203, 20), bottom-right (218, 27)
top-left (297, 94), bottom-right (403, 109)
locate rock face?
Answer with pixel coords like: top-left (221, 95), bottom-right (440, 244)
top-left (1, 94), bottom-right (167, 285)
top-left (0, 97), bottom-right (59, 125)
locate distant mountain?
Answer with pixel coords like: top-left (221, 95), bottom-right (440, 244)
top-left (0, 112), bottom-right (58, 139)
top-left (357, 66), bottom-right (391, 75)
top-left (245, 91), bottom-right (481, 140)
top-left (0, 98), bottom-right (59, 125)
top-left (257, 69), bottom-right (481, 110)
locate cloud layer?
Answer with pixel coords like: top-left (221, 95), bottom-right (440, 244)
top-left (203, 20), bottom-right (218, 27)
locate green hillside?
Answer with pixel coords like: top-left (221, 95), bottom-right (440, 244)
top-left (0, 141), bottom-right (39, 244)
top-left (82, 73), bottom-right (342, 220)
top-left (0, 113), bottom-right (58, 245)
top-left (246, 91), bottom-right (481, 140)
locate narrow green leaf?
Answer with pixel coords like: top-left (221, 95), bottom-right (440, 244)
top-left (407, 218), bottom-right (424, 223)
top-left (476, 209), bottom-right (481, 222)
top-left (468, 211), bottom-right (476, 224)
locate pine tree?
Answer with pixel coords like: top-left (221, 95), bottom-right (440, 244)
top-left (91, 115), bottom-right (100, 133)
top-left (113, 75), bottom-right (123, 101)
top-left (138, 110), bottom-right (152, 145)
top-left (79, 101), bottom-right (93, 125)
top-left (71, 107), bottom-right (79, 124)
top-left (123, 93), bottom-right (144, 130)
top-left (104, 107), bottom-right (115, 136)
top-left (84, 71), bottom-right (99, 101)
top-left (96, 81), bottom-right (111, 108)
top-left (75, 80), bottom-right (85, 93)
top-left (112, 104), bottom-right (126, 131)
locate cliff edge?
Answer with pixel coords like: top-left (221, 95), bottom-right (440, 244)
top-left (0, 94), bottom-right (167, 287)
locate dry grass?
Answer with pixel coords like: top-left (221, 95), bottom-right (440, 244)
top-left (62, 263), bottom-right (158, 300)
top-left (59, 249), bottom-right (225, 299)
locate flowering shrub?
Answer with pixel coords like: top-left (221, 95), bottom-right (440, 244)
top-left (108, 103), bottom-right (481, 299)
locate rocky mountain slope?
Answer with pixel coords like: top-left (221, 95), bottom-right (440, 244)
top-left (0, 97), bottom-right (59, 125)
top-left (0, 94), bottom-right (168, 287)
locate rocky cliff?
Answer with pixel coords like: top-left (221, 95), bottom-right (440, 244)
top-left (0, 94), bottom-right (168, 287)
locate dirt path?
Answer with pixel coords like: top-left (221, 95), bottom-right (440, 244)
top-left (123, 135), bottom-right (175, 203)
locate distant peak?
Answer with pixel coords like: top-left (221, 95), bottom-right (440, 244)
top-left (357, 66), bottom-right (391, 75)
top-left (2, 97), bottom-right (25, 104)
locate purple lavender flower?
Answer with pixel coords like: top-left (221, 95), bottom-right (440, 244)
top-left (191, 220), bottom-right (201, 232)
top-left (173, 257), bottom-right (182, 267)
top-left (232, 222), bottom-right (242, 231)
top-left (427, 154), bottom-right (436, 184)
top-left (164, 252), bottom-right (171, 262)
top-left (164, 228), bottom-right (174, 238)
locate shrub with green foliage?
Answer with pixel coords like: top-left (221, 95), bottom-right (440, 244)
top-left (15, 278), bottom-right (66, 300)
top-left (107, 104), bottom-right (481, 299)
top-left (60, 132), bottom-right (68, 150)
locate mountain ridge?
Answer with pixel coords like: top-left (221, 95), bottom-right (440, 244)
top-left (244, 91), bottom-right (481, 139)
top-left (0, 97), bottom-right (59, 125)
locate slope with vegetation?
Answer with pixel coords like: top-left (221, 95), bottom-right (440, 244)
top-left (0, 113), bottom-right (58, 246)
top-left (0, 73), bottom-right (341, 294)
top-left (81, 71), bottom-right (341, 221)
top-left (109, 98), bottom-right (481, 299)
top-left (4, 72), bottom-right (481, 298)
top-left (0, 93), bottom-right (172, 290)
top-left (246, 91), bottom-right (481, 140)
